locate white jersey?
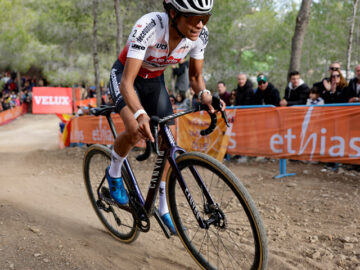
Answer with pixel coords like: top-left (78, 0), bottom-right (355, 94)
top-left (118, 12), bottom-right (209, 79)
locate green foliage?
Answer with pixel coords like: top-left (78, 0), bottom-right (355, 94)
top-left (0, 0), bottom-right (359, 94)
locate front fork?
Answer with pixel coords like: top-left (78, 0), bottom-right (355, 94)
top-left (167, 149), bottom-right (220, 230)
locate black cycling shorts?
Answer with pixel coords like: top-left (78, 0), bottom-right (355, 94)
top-left (109, 59), bottom-right (174, 124)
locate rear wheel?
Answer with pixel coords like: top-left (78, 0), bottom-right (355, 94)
top-left (83, 144), bottom-right (139, 243)
top-left (167, 152), bottom-right (268, 270)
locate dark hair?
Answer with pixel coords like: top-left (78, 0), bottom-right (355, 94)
top-left (310, 86), bottom-right (320, 95)
top-left (288, 71), bottom-right (300, 79)
top-left (217, 81), bottom-right (226, 86)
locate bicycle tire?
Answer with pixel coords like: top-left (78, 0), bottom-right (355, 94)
top-left (167, 152), bottom-right (268, 270)
top-left (83, 144), bottom-right (139, 243)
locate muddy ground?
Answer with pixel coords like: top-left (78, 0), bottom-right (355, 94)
top-left (0, 114), bottom-right (359, 270)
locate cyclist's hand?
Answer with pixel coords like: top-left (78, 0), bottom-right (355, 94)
top-left (137, 114), bottom-right (154, 142)
top-left (201, 91), bottom-right (226, 113)
top-left (201, 91), bottom-right (215, 113)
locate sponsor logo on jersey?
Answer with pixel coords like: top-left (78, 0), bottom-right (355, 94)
top-left (137, 24), bottom-right (142, 28)
top-left (131, 43), bottom-right (146, 50)
top-left (137, 19), bottom-right (156, 43)
top-left (155, 43), bottom-right (167, 50)
top-left (199, 28), bottom-right (209, 45)
top-left (146, 55), bottom-right (181, 66)
top-left (156, 14), bottom-right (164, 29)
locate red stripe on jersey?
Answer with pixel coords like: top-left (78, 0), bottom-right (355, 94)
top-left (118, 44), bottom-right (164, 79)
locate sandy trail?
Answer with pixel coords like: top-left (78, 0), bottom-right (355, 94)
top-left (0, 114), bottom-right (359, 270)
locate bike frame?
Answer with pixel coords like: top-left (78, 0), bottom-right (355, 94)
top-left (104, 111), bottom-right (215, 230)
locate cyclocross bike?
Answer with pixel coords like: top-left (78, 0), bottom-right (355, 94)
top-left (83, 98), bottom-right (268, 270)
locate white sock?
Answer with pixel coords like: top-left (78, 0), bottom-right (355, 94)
top-left (159, 181), bottom-right (169, 216)
top-left (109, 149), bottom-right (126, 178)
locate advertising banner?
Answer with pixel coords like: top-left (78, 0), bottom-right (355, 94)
top-left (0, 104), bottom-right (26, 125)
top-left (68, 106), bottom-right (360, 164)
top-left (177, 111), bottom-right (230, 161)
top-left (32, 87), bottom-right (73, 114)
top-left (228, 106), bottom-right (360, 164)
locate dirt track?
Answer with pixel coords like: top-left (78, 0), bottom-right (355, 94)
top-left (0, 114), bottom-right (359, 270)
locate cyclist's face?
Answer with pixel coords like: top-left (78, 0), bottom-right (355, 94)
top-left (177, 14), bottom-right (210, 41)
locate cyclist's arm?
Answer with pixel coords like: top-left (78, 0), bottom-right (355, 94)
top-left (120, 58), bottom-right (144, 114)
top-left (189, 57), bottom-right (225, 112)
top-left (189, 57), bottom-right (206, 94)
top-left (120, 57), bottom-right (154, 142)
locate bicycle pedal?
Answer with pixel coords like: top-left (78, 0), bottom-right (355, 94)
top-left (101, 187), bottom-right (111, 199)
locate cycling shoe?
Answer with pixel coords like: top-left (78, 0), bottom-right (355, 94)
top-left (105, 166), bottom-right (129, 205)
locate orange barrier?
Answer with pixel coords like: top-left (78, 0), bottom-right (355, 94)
top-left (74, 98), bottom-right (97, 108)
top-left (69, 114), bottom-right (146, 148)
top-left (228, 106), bottom-right (360, 164)
top-left (0, 104), bottom-right (26, 126)
top-left (68, 106), bottom-right (360, 165)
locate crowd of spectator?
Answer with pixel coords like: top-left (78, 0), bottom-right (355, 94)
top-left (0, 71), bottom-right (46, 113)
top-left (169, 62), bottom-right (360, 111)
top-left (219, 62), bottom-right (360, 108)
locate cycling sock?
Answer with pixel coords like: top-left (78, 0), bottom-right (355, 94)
top-left (109, 149), bottom-right (126, 178)
top-left (159, 181), bottom-right (169, 216)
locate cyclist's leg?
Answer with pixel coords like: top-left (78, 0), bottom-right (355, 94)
top-left (108, 60), bottom-right (142, 204)
top-left (135, 74), bottom-right (177, 233)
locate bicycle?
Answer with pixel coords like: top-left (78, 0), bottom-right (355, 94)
top-left (83, 99), bottom-right (268, 270)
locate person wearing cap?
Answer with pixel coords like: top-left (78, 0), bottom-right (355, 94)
top-left (106, 0), bottom-right (225, 235)
top-left (280, 71), bottom-right (310, 106)
top-left (253, 74), bottom-right (280, 106)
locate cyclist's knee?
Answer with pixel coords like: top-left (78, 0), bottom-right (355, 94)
top-left (124, 125), bottom-right (141, 145)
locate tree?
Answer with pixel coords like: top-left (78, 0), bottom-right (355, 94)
top-left (114, 0), bottom-right (123, 56)
top-left (92, 0), bottom-right (101, 106)
top-left (289, 0), bottom-right (312, 75)
top-left (346, 0), bottom-right (360, 80)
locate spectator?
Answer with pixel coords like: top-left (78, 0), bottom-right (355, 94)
top-left (169, 94), bottom-right (177, 109)
top-left (345, 64), bottom-right (360, 103)
top-left (234, 73), bottom-right (254, 106)
top-left (175, 92), bottom-right (185, 105)
top-left (172, 58), bottom-right (189, 94)
top-left (253, 74), bottom-right (281, 106)
top-left (313, 62), bottom-right (341, 95)
top-left (217, 81), bottom-right (231, 106)
top-left (322, 69), bottom-right (348, 104)
top-left (306, 86), bottom-right (324, 105)
top-left (229, 89), bottom-right (236, 106)
top-left (280, 71), bottom-right (310, 106)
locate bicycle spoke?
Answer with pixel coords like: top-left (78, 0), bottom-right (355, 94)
top-left (169, 152), bottom-right (267, 270)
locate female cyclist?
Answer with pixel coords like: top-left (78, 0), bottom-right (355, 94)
top-left (107, 0), bottom-right (223, 234)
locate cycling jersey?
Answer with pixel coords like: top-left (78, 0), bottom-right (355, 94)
top-left (118, 12), bottom-right (209, 79)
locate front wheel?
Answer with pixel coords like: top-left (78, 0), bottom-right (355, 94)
top-left (167, 152), bottom-right (268, 270)
top-left (83, 144), bottom-right (139, 243)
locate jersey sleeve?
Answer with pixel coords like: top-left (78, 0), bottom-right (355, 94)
top-left (126, 13), bottom-right (157, 60)
top-left (190, 26), bottom-right (209, 60)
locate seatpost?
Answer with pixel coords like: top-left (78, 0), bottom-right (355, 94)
top-left (106, 114), bottom-right (118, 139)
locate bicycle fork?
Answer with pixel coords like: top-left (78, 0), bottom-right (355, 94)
top-left (168, 155), bottom-right (226, 230)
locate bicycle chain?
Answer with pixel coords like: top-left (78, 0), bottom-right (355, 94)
top-left (128, 192), bottom-right (150, 232)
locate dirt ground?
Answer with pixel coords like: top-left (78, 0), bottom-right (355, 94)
top-left (0, 114), bottom-right (359, 270)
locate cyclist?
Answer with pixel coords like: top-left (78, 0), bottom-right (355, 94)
top-left (107, 0), bottom-right (223, 234)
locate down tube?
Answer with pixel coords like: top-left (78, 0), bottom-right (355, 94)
top-left (168, 147), bottom-right (209, 229)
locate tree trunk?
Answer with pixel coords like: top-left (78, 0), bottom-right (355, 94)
top-left (346, 0), bottom-right (359, 80)
top-left (114, 0), bottom-right (123, 57)
top-left (92, 0), bottom-right (101, 107)
top-left (289, 0), bottom-right (312, 75)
